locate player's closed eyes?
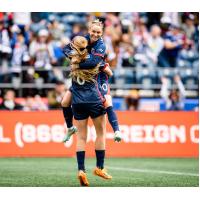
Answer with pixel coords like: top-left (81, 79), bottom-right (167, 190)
top-left (92, 31), bottom-right (101, 34)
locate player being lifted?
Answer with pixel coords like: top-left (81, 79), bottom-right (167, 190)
top-left (61, 19), bottom-right (122, 142)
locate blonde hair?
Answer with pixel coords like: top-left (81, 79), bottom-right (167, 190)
top-left (69, 36), bottom-right (99, 83)
top-left (88, 19), bottom-right (104, 30)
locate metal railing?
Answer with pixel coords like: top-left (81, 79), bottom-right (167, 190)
top-left (0, 66), bottom-right (199, 97)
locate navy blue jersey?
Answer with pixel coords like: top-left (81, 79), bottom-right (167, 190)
top-left (63, 37), bottom-right (109, 86)
top-left (62, 43), bottom-right (105, 105)
top-left (163, 31), bottom-right (183, 57)
top-left (83, 34), bottom-right (109, 88)
top-left (70, 81), bottom-right (105, 104)
top-left (62, 43), bottom-right (76, 59)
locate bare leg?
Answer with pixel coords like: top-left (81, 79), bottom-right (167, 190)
top-left (76, 118), bottom-right (88, 151)
top-left (104, 94), bottom-right (112, 109)
top-left (61, 90), bottom-right (72, 107)
top-left (92, 114), bottom-right (106, 150)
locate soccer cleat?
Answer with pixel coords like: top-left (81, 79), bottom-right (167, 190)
top-left (93, 167), bottom-right (112, 179)
top-left (63, 126), bottom-right (77, 143)
top-left (114, 130), bottom-right (122, 142)
top-left (77, 170), bottom-right (89, 186)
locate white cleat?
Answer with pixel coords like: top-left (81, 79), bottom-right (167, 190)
top-left (63, 126), bottom-right (77, 143)
top-left (114, 130), bottom-right (122, 142)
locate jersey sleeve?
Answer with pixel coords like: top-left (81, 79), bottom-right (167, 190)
top-left (79, 43), bottom-right (106, 69)
top-left (62, 44), bottom-right (73, 58)
top-left (93, 43), bottom-right (106, 58)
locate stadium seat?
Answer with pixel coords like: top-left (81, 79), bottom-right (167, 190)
top-left (136, 66), bottom-right (156, 86)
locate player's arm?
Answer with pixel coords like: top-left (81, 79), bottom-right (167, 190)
top-left (79, 54), bottom-right (103, 69)
top-left (62, 44), bottom-right (77, 59)
top-left (79, 44), bottom-right (106, 69)
top-left (101, 63), bottom-right (113, 77)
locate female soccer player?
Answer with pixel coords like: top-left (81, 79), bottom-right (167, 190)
top-left (66, 36), bottom-right (112, 186)
top-left (62, 19), bottom-right (121, 143)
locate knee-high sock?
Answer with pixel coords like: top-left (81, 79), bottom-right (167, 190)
top-left (95, 150), bottom-right (105, 169)
top-left (62, 106), bottom-right (73, 128)
top-left (106, 106), bottom-right (119, 132)
top-left (76, 151), bottom-right (85, 171)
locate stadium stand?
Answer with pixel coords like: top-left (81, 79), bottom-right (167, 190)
top-left (0, 12), bottom-right (199, 111)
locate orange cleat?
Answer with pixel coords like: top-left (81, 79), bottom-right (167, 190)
top-left (93, 167), bottom-right (112, 179)
top-left (77, 170), bottom-right (89, 186)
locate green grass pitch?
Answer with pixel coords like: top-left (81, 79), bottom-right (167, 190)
top-left (0, 158), bottom-right (198, 187)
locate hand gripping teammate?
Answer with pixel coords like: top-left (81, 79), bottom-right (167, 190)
top-left (62, 19), bottom-right (122, 143)
top-left (67, 36), bottom-right (112, 186)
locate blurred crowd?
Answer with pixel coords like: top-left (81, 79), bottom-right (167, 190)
top-left (0, 12), bottom-right (199, 111)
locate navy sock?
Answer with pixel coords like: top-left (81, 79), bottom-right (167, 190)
top-left (76, 151), bottom-right (85, 171)
top-left (62, 106), bottom-right (73, 128)
top-left (106, 106), bottom-right (119, 132)
top-left (95, 150), bottom-right (105, 169)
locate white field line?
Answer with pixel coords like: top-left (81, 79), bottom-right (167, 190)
top-left (104, 166), bottom-right (199, 177)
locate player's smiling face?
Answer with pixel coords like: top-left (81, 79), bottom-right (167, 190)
top-left (89, 25), bottom-right (102, 43)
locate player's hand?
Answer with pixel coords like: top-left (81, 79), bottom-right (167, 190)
top-left (161, 76), bottom-right (168, 84)
top-left (174, 75), bottom-right (180, 83)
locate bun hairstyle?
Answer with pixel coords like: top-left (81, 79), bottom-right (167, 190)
top-left (88, 19), bottom-right (104, 30)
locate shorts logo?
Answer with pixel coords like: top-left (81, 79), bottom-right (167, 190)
top-left (102, 83), bottom-right (108, 91)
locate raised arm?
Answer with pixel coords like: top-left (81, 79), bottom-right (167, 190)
top-left (174, 75), bottom-right (186, 98)
top-left (160, 76), bottom-right (170, 101)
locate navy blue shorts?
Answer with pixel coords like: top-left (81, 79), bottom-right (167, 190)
top-left (72, 102), bottom-right (106, 120)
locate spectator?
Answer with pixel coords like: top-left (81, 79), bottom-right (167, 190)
top-left (158, 24), bottom-right (184, 67)
top-left (53, 36), bottom-right (70, 67)
top-left (0, 90), bottom-right (23, 110)
top-left (160, 75), bottom-right (186, 110)
top-left (132, 20), bottom-right (150, 66)
top-left (23, 95), bottom-right (48, 111)
top-left (146, 25), bottom-right (164, 67)
top-left (125, 89), bottom-right (140, 110)
top-left (0, 18), bottom-right (12, 82)
top-left (176, 37), bottom-right (198, 68)
top-left (103, 30), bottom-right (116, 67)
top-left (47, 80), bottom-right (66, 109)
top-left (29, 29), bottom-right (56, 69)
top-left (182, 14), bottom-right (196, 40)
top-left (29, 29), bottom-right (57, 83)
top-left (11, 31), bottom-right (30, 72)
top-left (48, 18), bottom-right (65, 42)
top-left (104, 13), bottom-right (122, 67)
top-left (70, 23), bottom-right (87, 40)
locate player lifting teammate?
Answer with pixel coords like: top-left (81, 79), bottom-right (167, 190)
top-left (65, 35), bottom-right (112, 186)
